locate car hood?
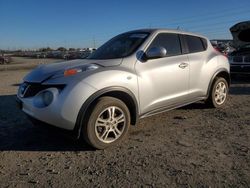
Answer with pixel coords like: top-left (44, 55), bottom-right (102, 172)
top-left (230, 21), bottom-right (250, 48)
top-left (24, 58), bottom-right (122, 83)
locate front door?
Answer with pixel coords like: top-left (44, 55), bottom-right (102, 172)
top-left (135, 33), bottom-right (190, 115)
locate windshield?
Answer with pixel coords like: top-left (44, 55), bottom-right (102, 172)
top-left (88, 32), bottom-right (150, 59)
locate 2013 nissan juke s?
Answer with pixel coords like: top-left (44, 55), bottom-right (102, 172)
top-left (17, 29), bottom-right (230, 149)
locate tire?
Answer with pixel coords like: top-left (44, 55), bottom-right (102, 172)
top-left (82, 97), bottom-right (131, 149)
top-left (206, 77), bottom-right (229, 108)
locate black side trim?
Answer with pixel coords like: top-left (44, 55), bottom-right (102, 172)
top-left (140, 97), bottom-right (206, 119)
top-left (73, 87), bottom-right (139, 138)
top-left (179, 34), bottom-right (189, 54)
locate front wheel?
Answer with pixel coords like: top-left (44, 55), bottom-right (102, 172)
top-left (82, 97), bottom-right (130, 149)
top-left (206, 77), bottom-right (229, 108)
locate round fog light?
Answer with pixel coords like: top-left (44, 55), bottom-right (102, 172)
top-left (42, 91), bottom-right (53, 106)
top-left (33, 88), bottom-right (58, 108)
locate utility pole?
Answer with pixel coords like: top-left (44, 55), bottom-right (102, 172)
top-left (93, 36), bottom-right (96, 49)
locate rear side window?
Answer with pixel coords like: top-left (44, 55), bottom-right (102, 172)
top-left (201, 38), bottom-right (208, 49)
top-left (185, 35), bottom-right (206, 53)
top-left (148, 33), bottom-right (182, 57)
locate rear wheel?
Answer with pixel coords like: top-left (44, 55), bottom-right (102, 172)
top-left (82, 97), bottom-right (130, 149)
top-left (206, 77), bottom-right (228, 108)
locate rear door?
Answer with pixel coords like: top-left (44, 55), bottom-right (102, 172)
top-left (184, 35), bottom-right (208, 98)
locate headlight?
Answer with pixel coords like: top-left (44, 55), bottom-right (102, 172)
top-left (85, 64), bottom-right (99, 71)
top-left (64, 68), bottom-right (83, 76)
top-left (33, 89), bottom-right (58, 108)
top-left (52, 64), bottom-right (100, 79)
top-left (64, 64), bottom-right (100, 76)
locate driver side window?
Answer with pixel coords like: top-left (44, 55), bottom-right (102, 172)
top-left (148, 33), bottom-right (182, 57)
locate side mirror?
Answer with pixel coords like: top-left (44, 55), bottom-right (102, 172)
top-left (146, 46), bottom-right (167, 60)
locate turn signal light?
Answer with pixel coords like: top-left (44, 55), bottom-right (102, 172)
top-left (64, 69), bottom-right (81, 76)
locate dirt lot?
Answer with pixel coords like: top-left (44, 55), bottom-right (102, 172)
top-left (0, 58), bottom-right (250, 187)
top-left (0, 57), bottom-right (61, 71)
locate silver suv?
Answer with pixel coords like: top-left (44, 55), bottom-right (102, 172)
top-left (17, 29), bottom-right (230, 149)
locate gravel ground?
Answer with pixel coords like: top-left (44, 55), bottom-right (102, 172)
top-left (0, 59), bottom-right (250, 187)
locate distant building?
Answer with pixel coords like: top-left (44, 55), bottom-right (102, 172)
top-left (79, 48), bottom-right (96, 52)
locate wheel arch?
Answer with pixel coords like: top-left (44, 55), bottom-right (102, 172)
top-left (206, 68), bottom-right (230, 98)
top-left (74, 86), bottom-right (139, 138)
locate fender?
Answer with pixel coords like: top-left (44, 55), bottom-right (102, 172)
top-left (73, 86), bottom-right (139, 138)
top-left (206, 68), bottom-right (230, 98)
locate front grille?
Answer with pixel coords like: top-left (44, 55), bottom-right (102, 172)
top-left (244, 56), bottom-right (250, 63)
top-left (233, 56), bottom-right (243, 62)
top-left (20, 82), bottom-right (65, 98)
top-left (24, 84), bottom-right (49, 98)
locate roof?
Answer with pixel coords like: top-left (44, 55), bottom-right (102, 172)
top-left (125, 28), bottom-right (208, 39)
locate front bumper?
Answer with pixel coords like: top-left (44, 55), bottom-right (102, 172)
top-left (16, 96), bottom-right (23, 109)
top-left (16, 81), bottom-right (97, 131)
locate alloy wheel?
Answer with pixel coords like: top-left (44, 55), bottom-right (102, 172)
top-left (214, 81), bottom-right (227, 105)
top-left (94, 106), bottom-right (126, 143)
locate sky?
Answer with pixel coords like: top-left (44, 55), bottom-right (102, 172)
top-left (0, 0), bottom-right (250, 50)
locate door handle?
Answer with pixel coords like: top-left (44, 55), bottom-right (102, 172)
top-left (179, 63), bottom-right (188, 69)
